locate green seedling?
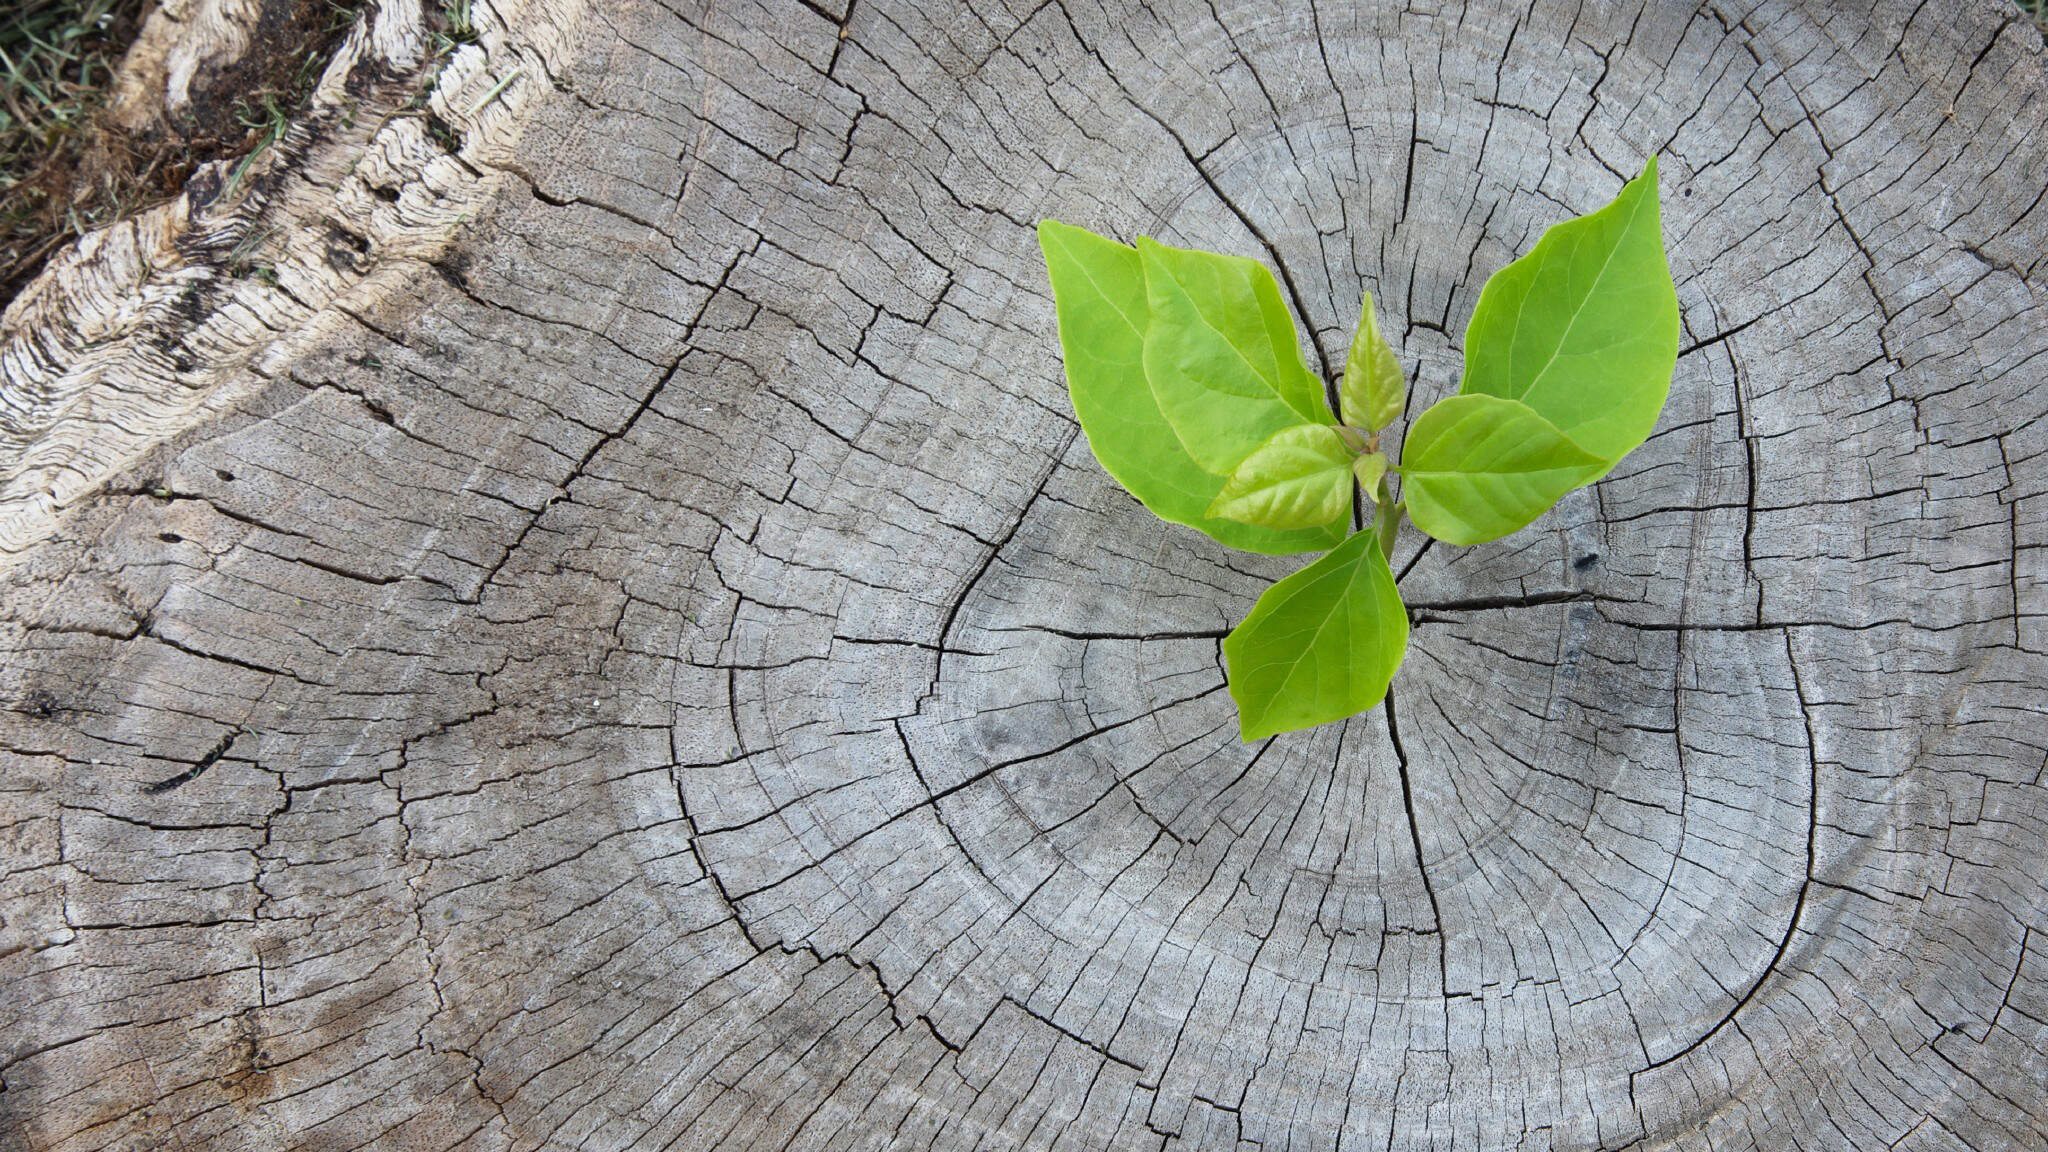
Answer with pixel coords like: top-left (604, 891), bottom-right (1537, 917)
top-left (1040, 158), bottom-right (1679, 740)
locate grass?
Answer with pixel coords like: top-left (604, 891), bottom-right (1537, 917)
top-left (0, 0), bottom-right (148, 302)
top-left (435, 0), bottom-right (477, 55)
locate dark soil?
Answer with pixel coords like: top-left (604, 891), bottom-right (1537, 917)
top-left (0, 0), bottom-right (367, 310)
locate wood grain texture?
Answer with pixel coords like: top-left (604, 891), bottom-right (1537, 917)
top-left (2, 1), bottom-right (2045, 1149)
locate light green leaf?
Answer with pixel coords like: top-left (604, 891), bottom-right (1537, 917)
top-left (1223, 527), bottom-right (1409, 741)
top-left (1401, 394), bottom-right (1605, 546)
top-left (1460, 156), bottom-right (1678, 474)
top-left (1353, 452), bottom-right (1388, 503)
top-left (1038, 220), bottom-right (1343, 555)
top-left (1137, 235), bottom-right (1334, 475)
top-left (1207, 424), bottom-right (1354, 531)
top-left (1340, 290), bottom-right (1404, 432)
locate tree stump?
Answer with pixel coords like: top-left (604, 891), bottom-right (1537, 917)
top-left (3, 1), bottom-right (2045, 1148)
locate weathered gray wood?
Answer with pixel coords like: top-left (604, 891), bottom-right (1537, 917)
top-left (3, 1), bottom-right (2045, 1149)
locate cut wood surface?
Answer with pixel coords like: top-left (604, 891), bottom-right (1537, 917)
top-left (3, 1), bottom-right (2045, 1149)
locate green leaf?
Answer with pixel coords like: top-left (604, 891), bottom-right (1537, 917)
top-left (1038, 221), bottom-right (1343, 555)
top-left (1340, 290), bottom-right (1404, 432)
top-left (1460, 156), bottom-right (1679, 473)
top-left (1353, 451), bottom-right (1388, 502)
top-left (1400, 394), bottom-right (1605, 546)
top-left (1223, 528), bottom-right (1409, 741)
top-left (1206, 424), bottom-right (1354, 531)
top-left (1136, 235), bottom-right (1334, 475)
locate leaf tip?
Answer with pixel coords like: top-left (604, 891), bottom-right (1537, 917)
top-left (1035, 217), bottom-right (1075, 251)
top-left (1235, 711), bottom-right (1280, 743)
top-left (1630, 155), bottom-right (1667, 218)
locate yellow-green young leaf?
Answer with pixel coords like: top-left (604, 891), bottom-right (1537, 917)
top-left (1038, 221), bottom-right (1344, 555)
top-left (1206, 425), bottom-right (1354, 531)
top-left (1340, 290), bottom-right (1404, 432)
top-left (1401, 394), bottom-right (1605, 546)
top-left (1137, 235), bottom-right (1334, 475)
top-left (1460, 156), bottom-right (1679, 476)
top-left (1224, 528), bottom-right (1409, 741)
top-left (1353, 452), bottom-right (1389, 502)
